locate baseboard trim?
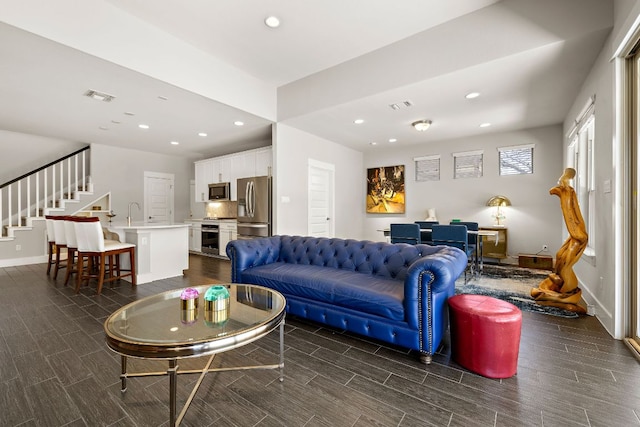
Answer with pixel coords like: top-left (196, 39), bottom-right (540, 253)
top-left (0, 255), bottom-right (48, 268)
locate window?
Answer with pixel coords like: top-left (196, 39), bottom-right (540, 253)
top-left (498, 144), bottom-right (534, 175)
top-left (567, 96), bottom-right (595, 258)
top-left (453, 150), bottom-right (483, 179)
top-left (414, 155), bottom-right (440, 182)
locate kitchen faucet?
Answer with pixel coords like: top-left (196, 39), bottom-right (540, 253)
top-left (127, 202), bottom-right (140, 226)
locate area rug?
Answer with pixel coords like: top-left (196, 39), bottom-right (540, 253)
top-left (455, 265), bottom-right (580, 319)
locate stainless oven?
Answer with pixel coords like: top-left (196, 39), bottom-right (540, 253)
top-left (201, 223), bottom-right (219, 255)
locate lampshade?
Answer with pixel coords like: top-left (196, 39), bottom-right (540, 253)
top-left (412, 120), bottom-right (432, 131)
top-left (486, 195), bottom-right (512, 207)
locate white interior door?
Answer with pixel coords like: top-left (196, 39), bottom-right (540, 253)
top-left (144, 172), bottom-right (174, 223)
top-left (308, 159), bottom-right (334, 237)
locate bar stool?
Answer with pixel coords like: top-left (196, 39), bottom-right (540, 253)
top-left (44, 215), bottom-right (57, 275)
top-left (74, 217), bottom-right (137, 295)
top-left (63, 216), bottom-right (79, 286)
top-left (52, 216), bottom-right (69, 280)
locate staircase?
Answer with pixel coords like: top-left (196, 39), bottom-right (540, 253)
top-left (0, 146), bottom-right (102, 267)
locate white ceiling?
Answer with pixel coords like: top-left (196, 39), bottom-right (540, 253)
top-left (0, 0), bottom-right (613, 161)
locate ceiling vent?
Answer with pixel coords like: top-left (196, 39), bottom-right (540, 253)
top-left (84, 89), bottom-right (115, 102)
top-left (388, 100), bottom-right (413, 110)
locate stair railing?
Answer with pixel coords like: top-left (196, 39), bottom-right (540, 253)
top-left (1, 146), bottom-right (90, 233)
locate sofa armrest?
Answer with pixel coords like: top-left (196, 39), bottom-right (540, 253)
top-left (403, 246), bottom-right (467, 350)
top-left (226, 236), bottom-right (282, 283)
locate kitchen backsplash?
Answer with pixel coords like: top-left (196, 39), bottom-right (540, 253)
top-left (205, 200), bottom-right (237, 219)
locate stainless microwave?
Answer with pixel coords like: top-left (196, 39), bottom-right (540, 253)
top-left (208, 182), bottom-right (231, 201)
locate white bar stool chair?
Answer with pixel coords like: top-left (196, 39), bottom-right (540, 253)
top-left (52, 216), bottom-right (68, 280)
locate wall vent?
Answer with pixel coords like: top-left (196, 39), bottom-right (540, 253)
top-left (84, 89), bottom-right (115, 102)
top-left (389, 100), bottom-right (413, 110)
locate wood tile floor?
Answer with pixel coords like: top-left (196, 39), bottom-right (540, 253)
top-left (1, 254), bottom-right (639, 426)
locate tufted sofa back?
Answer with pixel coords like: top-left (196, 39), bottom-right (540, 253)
top-left (277, 235), bottom-right (441, 280)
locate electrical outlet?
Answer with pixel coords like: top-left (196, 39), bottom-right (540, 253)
top-left (15, 244), bottom-right (21, 251)
top-left (542, 244), bottom-right (548, 251)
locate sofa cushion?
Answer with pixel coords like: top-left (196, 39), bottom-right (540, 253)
top-left (240, 262), bottom-right (405, 321)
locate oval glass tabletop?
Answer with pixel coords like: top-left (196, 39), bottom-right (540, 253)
top-left (104, 284), bottom-right (286, 359)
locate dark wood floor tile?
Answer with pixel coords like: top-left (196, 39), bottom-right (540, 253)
top-left (106, 381), bottom-right (168, 427)
top-left (47, 293), bottom-right (74, 307)
top-left (449, 412), bottom-right (499, 427)
top-left (0, 315), bottom-right (27, 337)
top-left (342, 347), bottom-right (429, 383)
top-left (16, 306), bottom-right (56, 335)
top-left (0, 349), bottom-right (18, 382)
top-left (81, 302), bottom-right (114, 320)
top-left (385, 373), bottom-right (497, 425)
top-left (65, 377), bottom-right (128, 426)
top-left (24, 378), bottom-right (81, 426)
top-left (280, 328), bottom-right (323, 354)
top-left (47, 348), bottom-right (93, 386)
top-left (540, 411), bottom-right (590, 427)
top-left (347, 374), bottom-right (453, 426)
top-left (79, 349), bottom-right (121, 388)
top-left (311, 346), bottom-right (391, 384)
top-left (13, 349), bottom-right (56, 387)
top-left (285, 346), bottom-right (355, 385)
top-left (287, 326), bottom-right (352, 354)
top-left (62, 302), bottom-right (94, 320)
top-left (74, 314), bottom-right (107, 336)
top-left (495, 411), bottom-right (542, 427)
top-left (308, 374), bottom-right (405, 426)
top-left (399, 413), bottom-right (450, 427)
top-left (316, 327), bottom-right (383, 354)
top-left (61, 329), bottom-right (104, 357)
top-left (226, 374), bottom-right (316, 426)
top-left (0, 378), bottom-right (34, 426)
top-left (196, 375), bottom-right (270, 426)
top-left (35, 329), bottom-right (71, 356)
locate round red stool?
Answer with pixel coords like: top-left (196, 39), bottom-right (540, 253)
top-left (448, 294), bottom-right (522, 378)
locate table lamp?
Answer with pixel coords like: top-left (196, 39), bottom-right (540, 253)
top-left (486, 195), bottom-right (511, 226)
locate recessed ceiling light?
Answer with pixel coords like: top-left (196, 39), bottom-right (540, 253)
top-left (99, 126), bottom-right (108, 131)
top-left (198, 132), bottom-right (208, 137)
top-left (234, 121), bottom-right (244, 126)
top-left (354, 119), bottom-right (364, 125)
top-left (480, 122), bottom-right (492, 128)
top-left (111, 120), bottom-right (121, 124)
top-left (412, 120), bottom-right (432, 131)
top-left (124, 111), bottom-right (135, 116)
top-left (370, 142), bottom-right (378, 146)
top-left (170, 141), bottom-right (179, 145)
top-left (465, 92), bottom-right (480, 99)
top-left (264, 16), bottom-right (280, 28)
top-left (388, 138), bottom-right (397, 143)
top-left (138, 124), bottom-right (149, 129)
top-left (158, 95), bottom-right (168, 101)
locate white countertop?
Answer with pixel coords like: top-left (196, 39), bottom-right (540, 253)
top-left (107, 221), bottom-right (191, 230)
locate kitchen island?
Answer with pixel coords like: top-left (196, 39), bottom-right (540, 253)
top-left (105, 222), bottom-right (190, 284)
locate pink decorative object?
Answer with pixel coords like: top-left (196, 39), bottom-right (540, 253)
top-left (180, 288), bottom-right (199, 311)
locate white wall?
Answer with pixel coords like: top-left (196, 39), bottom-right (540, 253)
top-left (363, 125), bottom-right (565, 260)
top-left (90, 144), bottom-right (193, 223)
top-left (0, 130), bottom-right (86, 184)
top-left (273, 124), bottom-right (364, 238)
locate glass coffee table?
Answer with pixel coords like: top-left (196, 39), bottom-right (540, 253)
top-left (104, 284), bottom-right (286, 426)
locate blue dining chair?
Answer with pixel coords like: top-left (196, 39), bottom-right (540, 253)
top-left (431, 224), bottom-right (475, 282)
top-left (390, 223), bottom-right (421, 245)
top-left (415, 221), bottom-right (439, 244)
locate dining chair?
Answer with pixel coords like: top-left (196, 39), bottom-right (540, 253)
top-left (74, 217), bottom-right (137, 295)
top-left (431, 224), bottom-right (475, 282)
top-left (63, 216), bottom-right (80, 286)
top-left (390, 223), bottom-right (421, 245)
top-left (415, 221), bottom-right (439, 244)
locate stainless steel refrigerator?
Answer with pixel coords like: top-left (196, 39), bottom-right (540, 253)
top-left (237, 176), bottom-right (272, 239)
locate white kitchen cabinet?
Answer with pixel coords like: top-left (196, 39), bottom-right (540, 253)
top-left (255, 147), bottom-right (272, 176)
top-left (186, 221), bottom-right (202, 252)
top-left (194, 146), bottom-right (273, 202)
top-left (194, 160), bottom-right (214, 202)
top-left (218, 221), bottom-right (237, 258)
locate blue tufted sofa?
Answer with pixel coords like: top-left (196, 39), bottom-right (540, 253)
top-left (226, 235), bottom-right (467, 363)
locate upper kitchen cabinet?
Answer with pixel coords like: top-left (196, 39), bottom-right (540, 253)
top-left (194, 159), bottom-right (214, 202)
top-left (194, 147), bottom-right (272, 202)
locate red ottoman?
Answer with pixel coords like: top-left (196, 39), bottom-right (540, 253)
top-left (448, 294), bottom-right (522, 378)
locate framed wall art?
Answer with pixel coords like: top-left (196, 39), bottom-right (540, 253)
top-left (366, 165), bottom-right (405, 214)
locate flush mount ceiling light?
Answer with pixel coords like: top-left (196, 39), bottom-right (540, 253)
top-left (264, 16), bottom-right (280, 28)
top-left (412, 120), bottom-right (432, 131)
top-left (84, 89), bottom-right (115, 102)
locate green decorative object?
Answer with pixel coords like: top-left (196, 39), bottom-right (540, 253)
top-left (204, 285), bottom-right (230, 326)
